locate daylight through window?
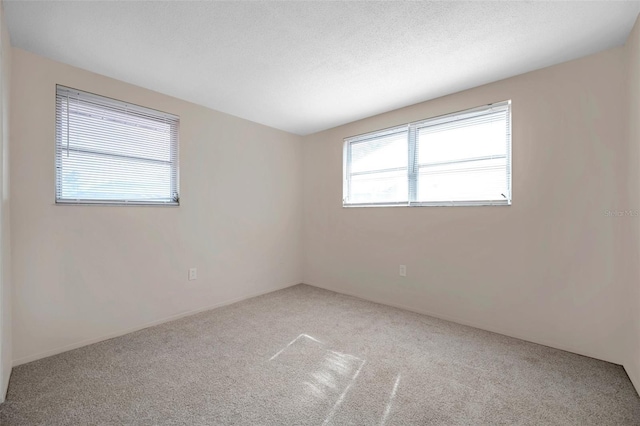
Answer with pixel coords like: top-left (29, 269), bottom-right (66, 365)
top-left (343, 101), bottom-right (511, 207)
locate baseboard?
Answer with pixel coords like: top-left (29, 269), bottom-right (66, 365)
top-left (304, 282), bottom-right (620, 366)
top-left (624, 364), bottom-right (640, 396)
top-left (0, 366), bottom-right (10, 403)
top-left (12, 282), bottom-right (300, 367)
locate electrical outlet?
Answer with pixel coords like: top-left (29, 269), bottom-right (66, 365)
top-left (188, 267), bottom-right (197, 281)
top-left (399, 265), bottom-right (407, 277)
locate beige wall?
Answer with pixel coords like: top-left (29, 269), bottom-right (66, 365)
top-left (10, 49), bottom-right (303, 365)
top-left (624, 16), bottom-right (640, 391)
top-left (0, 2), bottom-right (10, 402)
top-left (302, 47), bottom-right (629, 364)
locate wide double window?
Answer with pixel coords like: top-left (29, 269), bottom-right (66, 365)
top-left (55, 85), bottom-right (180, 205)
top-left (343, 101), bottom-right (511, 207)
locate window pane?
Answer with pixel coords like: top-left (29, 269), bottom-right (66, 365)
top-left (349, 169), bottom-right (408, 204)
top-left (417, 114), bottom-right (507, 165)
top-left (417, 158), bottom-right (507, 202)
top-left (345, 129), bottom-right (408, 204)
top-left (65, 99), bottom-right (173, 162)
top-left (59, 150), bottom-right (172, 201)
top-left (350, 131), bottom-right (407, 174)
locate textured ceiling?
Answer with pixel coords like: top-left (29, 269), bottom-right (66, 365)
top-left (4, 1), bottom-right (640, 135)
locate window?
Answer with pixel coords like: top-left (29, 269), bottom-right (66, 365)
top-left (343, 101), bottom-right (511, 207)
top-left (55, 85), bottom-right (179, 205)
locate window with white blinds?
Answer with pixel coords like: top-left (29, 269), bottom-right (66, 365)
top-left (55, 85), bottom-right (179, 205)
top-left (343, 101), bottom-right (511, 207)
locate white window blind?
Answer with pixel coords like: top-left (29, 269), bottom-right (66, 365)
top-left (343, 100), bottom-right (511, 207)
top-left (55, 85), bottom-right (179, 205)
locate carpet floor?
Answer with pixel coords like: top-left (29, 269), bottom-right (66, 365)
top-left (1, 284), bottom-right (639, 425)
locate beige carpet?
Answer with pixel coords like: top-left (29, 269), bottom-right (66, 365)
top-left (1, 284), bottom-right (639, 425)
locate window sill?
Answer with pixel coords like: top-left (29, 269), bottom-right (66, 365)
top-left (343, 200), bottom-right (511, 208)
top-left (55, 200), bottom-right (180, 207)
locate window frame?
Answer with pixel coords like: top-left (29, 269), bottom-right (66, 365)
top-left (54, 85), bottom-right (180, 207)
top-left (343, 100), bottom-right (511, 208)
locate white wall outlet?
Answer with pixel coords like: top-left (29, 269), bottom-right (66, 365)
top-left (399, 265), bottom-right (407, 277)
top-left (188, 267), bottom-right (197, 281)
